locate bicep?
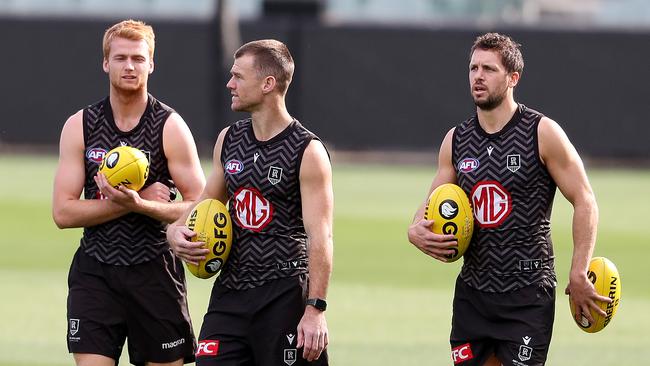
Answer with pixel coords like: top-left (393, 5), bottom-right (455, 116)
top-left (163, 114), bottom-right (206, 201)
top-left (299, 140), bottom-right (333, 238)
top-left (426, 128), bottom-right (458, 196)
top-left (200, 127), bottom-right (229, 204)
top-left (53, 113), bottom-right (86, 207)
top-left (539, 118), bottom-right (594, 204)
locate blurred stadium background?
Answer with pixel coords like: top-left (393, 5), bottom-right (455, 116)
top-left (1, 1), bottom-right (649, 365)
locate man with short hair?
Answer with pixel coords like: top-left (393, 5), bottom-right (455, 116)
top-left (407, 32), bottom-right (611, 365)
top-left (167, 39), bottom-right (332, 365)
top-left (53, 19), bottom-right (205, 366)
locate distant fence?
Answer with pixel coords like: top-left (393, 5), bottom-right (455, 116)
top-left (1, 16), bottom-right (648, 160)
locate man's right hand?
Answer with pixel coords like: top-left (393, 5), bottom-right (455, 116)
top-left (407, 219), bottom-right (458, 262)
top-left (166, 224), bottom-right (209, 265)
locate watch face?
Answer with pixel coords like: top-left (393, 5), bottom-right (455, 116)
top-left (307, 298), bottom-right (327, 311)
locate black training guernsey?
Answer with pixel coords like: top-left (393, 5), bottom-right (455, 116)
top-left (80, 94), bottom-right (175, 265)
top-left (452, 104), bottom-right (558, 293)
top-left (219, 119), bottom-right (320, 290)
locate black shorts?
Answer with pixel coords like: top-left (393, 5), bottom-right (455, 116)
top-left (450, 277), bottom-right (555, 366)
top-left (67, 247), bottom-right (196, 365)
top-left (196, 274), bottom-right (328, 366)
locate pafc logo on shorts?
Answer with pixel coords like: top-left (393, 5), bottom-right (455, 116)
top-left (69, 319), bottom-right (80, 336)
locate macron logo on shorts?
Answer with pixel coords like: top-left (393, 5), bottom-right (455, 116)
top-left (452, 343), bottom-right (474, 364)
top-left (197, 340), bottom-right (220, 357)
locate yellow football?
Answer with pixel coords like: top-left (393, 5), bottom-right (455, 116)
top-left (185, 199), bottom-right (233, 279)
top-left (99, 146), bottom-right (149, 191)
top-left (424, 183), bottom-right (474, 262)
top-left (570, 257), bottom-right (621, 333)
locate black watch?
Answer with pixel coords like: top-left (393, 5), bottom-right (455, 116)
top-left (306, 298), bottom-right (327, 311)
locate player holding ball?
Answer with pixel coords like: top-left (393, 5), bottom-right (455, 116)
top-left (167, 39), bottom-right (333, 365)
top-left (52, 19), bottom-right (205, 366)
top-left (407, 32), bottom-right (611, 365)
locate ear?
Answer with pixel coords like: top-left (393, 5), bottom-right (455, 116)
top-left (261, 76), bottom-right (276, 94)
top-left (509, 71), bottom-right (520, 88)
top-left (149, 59), bottom-right (155, 74)
top-left (102, 58), bottom-right (109, 73)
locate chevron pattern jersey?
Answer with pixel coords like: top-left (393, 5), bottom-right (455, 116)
top-left (80, 94), bottom-right (174, 265)
top-left (219, 119), bottom-right (317, 290)
top-left (452, 104), bottom-right (558, 292)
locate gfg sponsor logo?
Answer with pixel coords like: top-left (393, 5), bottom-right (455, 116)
top-left (451, 343), bottom-right (474, 364)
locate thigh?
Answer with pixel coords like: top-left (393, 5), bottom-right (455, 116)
top-left (494, 282), bottom-right (555, 366)
top-left (252, 276), bottom-right (328, 366)
top-left (67, 248), bottom-right (126, 360)
top-left (195, 281), bottom-right (254, 366)
top-left (450, 277), bottom-right (497, 365)
top-left (122, 251), bottom-right (196, 365)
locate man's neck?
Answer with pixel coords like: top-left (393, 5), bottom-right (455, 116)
top-left (250, 101), bottom-right (293, 141)
top-left (109, 88), bottom-right (149, 131)
top-left (476, 98), bottom-right (518, 134)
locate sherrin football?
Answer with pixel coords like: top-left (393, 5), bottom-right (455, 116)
top-left (185, 199), bottom-right (233, 279)
top-left (99, 146), bottom-right (149, 191)
top-left (424, 183), bottom-right (474, 262)
top-left (570, 256), bottom-right (621, 333)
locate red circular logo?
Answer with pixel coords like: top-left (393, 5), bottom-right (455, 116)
top-left (233, 187), bottom-right (273, 231)
top-left (470, 181), bottom-right (512, 228)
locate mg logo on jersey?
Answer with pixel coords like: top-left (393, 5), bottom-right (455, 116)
top-left (233, 187), bottom-right (273, 231)
top-left (86, 148), bottom-right (107, 164)
top-left (225, 159), bottom-right (244, 174)
top-left (458, 158), bottom-right (479, 173)
top-left (451, 343), bottom-right (474, 364)
top-left (471, 181), bottom-right (512, 228)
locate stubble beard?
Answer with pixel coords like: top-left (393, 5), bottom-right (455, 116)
top-left (473, 82), bottom-right (509, 111)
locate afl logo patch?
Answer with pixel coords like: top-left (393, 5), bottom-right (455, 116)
top-left (86, 148), bottom-right (107, 164)
top-left (225, 159), bottom-right (244, 174)
top-left (458, 158), bottom-right (479, 173)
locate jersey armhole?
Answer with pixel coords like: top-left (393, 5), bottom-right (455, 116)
top-left (81, 108), bottom-right (90, 149)
top-left (220, 124), bottom-right (236, 167)
top-left (451, 126), bottom-right (459, 173)
top-left (533, 115), bottom-right (545, 168)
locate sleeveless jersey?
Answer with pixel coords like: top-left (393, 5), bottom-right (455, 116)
top-left (219, 119), bottom-right (317, 290)
top-left (452, 104), bottom-right (557, 293)
top-left (81, 94), bottom-right (175, 265)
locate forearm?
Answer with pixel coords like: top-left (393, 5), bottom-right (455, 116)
top-left (307, 236), bottom-right (333, 299)
top-left (569, 196), bottom-right (599, 279)
top-left (134, 199), bottom-right (197, 224)
top-left (53, 199), bottom-right (128, 229)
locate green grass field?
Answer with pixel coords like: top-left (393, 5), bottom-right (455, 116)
top-left (1, 154), bottom-right (648, 365)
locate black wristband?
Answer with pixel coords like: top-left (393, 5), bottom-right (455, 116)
top-left (306, 298), bottom-right (327, 311)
